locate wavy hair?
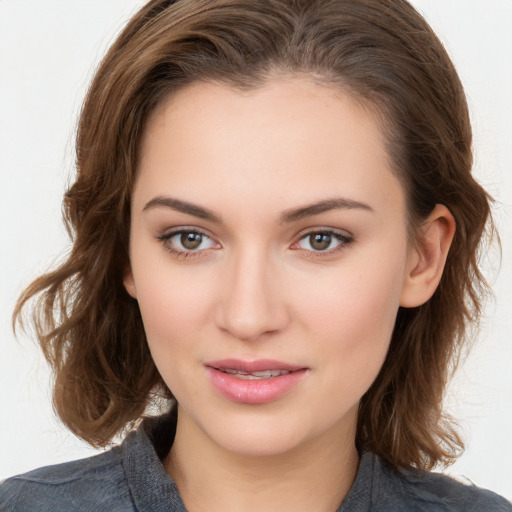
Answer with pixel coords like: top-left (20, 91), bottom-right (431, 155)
top-left (14, 0), bottom-right (493, 470)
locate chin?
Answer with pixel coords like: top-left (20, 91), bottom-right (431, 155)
top-left (186, 401), bottom-right (357, 459)
top-left (212, 423), bottom-right (311, 458)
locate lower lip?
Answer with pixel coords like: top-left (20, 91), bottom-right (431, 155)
top-left (206, 367), bottom-right (307, 404)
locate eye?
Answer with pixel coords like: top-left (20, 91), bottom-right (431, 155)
top-left (293, 230), bottom-right (353, 254)
top-left (158, 229), bottom-right (219, 257)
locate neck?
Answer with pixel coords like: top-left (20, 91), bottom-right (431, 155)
top-left (164, 407), bottom-right (359, 512)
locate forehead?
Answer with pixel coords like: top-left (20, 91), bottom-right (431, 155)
top-left (135, 78), bottom-right (405, 221)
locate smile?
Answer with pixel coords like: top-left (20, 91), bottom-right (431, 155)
top-left (219, 369), bottom-right (292, 379)
top-left (205, 359), bottom-right (308, 404)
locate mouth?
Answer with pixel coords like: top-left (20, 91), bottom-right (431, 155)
top-left (205, 359), bottom-right (308, 404)
top-left (205, 358), bottom-right (305, 376)
top-left (216, 368), bottom-right (294, 380)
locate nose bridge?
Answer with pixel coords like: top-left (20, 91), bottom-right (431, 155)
top-left (215, 242), bottom-right (287, 341)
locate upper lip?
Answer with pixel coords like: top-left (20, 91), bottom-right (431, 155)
top-left (205, 359), bottom-right (305, 372)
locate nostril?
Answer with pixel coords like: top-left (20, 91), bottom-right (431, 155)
top-left (213, 255), bottom-right (290, 340)
top-left (215, 307), bottom-right (288, 342)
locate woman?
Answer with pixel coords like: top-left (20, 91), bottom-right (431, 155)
top-left (1, 0), bottom-right (510, 510)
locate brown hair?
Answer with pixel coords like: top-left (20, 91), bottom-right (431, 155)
top-left (14, 0), bottom-right (493, 470)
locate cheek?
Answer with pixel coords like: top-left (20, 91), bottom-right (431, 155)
top-left (132, 265), bottom-right (216, 399)
top-left (131, 260), bottom-right (215, 348)
top-left (292, 248), bottom-right (406, 362)
top-left (296, 263), bottom-right (403, 403)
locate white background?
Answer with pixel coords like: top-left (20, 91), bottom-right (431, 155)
top-left (0, 0), bottom-right (511, 501)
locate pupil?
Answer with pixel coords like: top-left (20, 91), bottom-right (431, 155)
top-left (311, 233), bottom-right (331, 250)
top-left (181, 232), bottom-right (202, 250)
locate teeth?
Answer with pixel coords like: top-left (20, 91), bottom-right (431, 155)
top-left (220, 369), bottom-right (291, 379)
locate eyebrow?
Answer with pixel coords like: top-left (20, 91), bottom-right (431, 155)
top-left (278, 197), bottom-right (374, 223)
top-left (143, 195), bottom-right (223, 223)
top-left (142, 195), bottom-right (373, 224)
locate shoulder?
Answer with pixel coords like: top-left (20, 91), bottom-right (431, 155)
top-left (0, 411), bottom-right (182, 512)
top-left (375, 457), bottom-right (511, 512)
top-left (0, 446), bottom-right (134, 512)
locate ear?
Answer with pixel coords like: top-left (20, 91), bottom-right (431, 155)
top-left (400, 204), bottom-right (455, 308)
top-left (123, 264), bottom-right (138, 299)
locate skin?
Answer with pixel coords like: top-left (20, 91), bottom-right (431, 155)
top-left (124, 78), bottom-right (455, 512)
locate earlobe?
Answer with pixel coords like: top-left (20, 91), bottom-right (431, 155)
top-left (123, 266), bottom-right (138, 299)
top-left (400, 204), bottom-right (456, 308)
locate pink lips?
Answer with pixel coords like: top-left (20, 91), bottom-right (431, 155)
top-left (205, 359), bottom-right (307, 404)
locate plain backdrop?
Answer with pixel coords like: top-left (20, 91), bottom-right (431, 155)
top-left (1, 0), bottom-right (511, 501)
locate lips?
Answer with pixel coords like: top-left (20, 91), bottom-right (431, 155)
top-left (205, 359), bottom-right (308, 404)
top-left (220, 368), bottom-right (292, 379)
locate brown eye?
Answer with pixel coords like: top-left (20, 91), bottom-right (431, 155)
top-left (309, 233), bottom-right (332, 251)
top-left (159, 229), bottom-right (218, 255)
top-left (294, 230), bottom-right (353, 254)
top-left (181, 232), bottom-right (203, 250)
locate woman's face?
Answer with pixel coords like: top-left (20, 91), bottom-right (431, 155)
top-left (126, 78), bottom-right (418, 456)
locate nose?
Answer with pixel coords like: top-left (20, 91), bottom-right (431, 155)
top-left (214, 246), bottom-right (290, 342)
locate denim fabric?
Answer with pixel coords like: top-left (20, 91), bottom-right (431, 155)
top-left (1, 412), bottom-right (510, 511)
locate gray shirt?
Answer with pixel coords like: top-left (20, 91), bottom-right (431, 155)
top-left (1, 412), bottom-right (510, 511)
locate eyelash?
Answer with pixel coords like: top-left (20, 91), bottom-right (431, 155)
top-left (157, 228), bottom-right (218, 259)
top-left (157, 228), bottom-right (353, 259)
top-left (292, 230), bottom-right (354, 258)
